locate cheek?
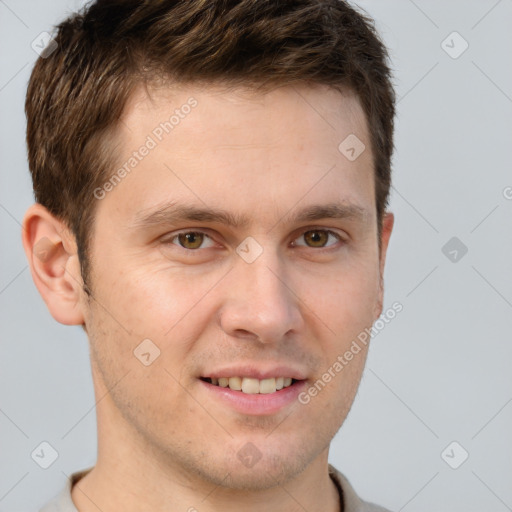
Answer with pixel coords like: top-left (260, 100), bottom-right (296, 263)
top-left (93, 265), bottom-right (228, 384)
top-left (86, 271), bottom-right (198, 415)
top-left (103, 263), bottom-right (216, 335)
top-left (298, 257), bottom-right (379, 334)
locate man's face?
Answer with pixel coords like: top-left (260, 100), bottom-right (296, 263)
top-left (79, 83), bottom-right (392, 489)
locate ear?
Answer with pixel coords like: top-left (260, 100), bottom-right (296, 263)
top-left (21, 203), bottom-right (85, 325)
top-left (373, 211), bottom-right (394, 320)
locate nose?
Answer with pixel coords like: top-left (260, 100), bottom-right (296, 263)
top-left (218, 248), bottom-right (303, 344)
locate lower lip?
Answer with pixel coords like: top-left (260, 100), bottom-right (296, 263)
top-left (199, 379), bottom-right (308, 415)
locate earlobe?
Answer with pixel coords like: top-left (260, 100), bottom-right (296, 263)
top-left (21, 203), bottom-right (86, 326)
top-left (374, 211), bottom-right (394, 320)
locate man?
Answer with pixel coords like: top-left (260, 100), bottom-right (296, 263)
top-left (22, 1), bottom-right (395, 511)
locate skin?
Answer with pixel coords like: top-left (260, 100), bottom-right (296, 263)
top-left (22, 82), bottom-right (393, 512)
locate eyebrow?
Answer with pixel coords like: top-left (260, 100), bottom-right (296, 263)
top-left (131, 201), bottom-right (368, 231)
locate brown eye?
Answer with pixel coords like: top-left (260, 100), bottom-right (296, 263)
top-left (303, 230), bottom-right (329, 247)
top-left (176, 232), bottom-right (206, 249)
top-left (294, 229), bottom-right (342, 249)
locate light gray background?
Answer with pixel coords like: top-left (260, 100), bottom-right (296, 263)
top-left (1, 1), bottom-right (511, 511)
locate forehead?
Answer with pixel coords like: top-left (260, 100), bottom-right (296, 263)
top-left (123, 81), bottom-right (369, 144)
top-left (98, 82), bottom-right (375, 229)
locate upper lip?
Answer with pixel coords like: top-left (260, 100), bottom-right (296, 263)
top-left (201, 364), bottom-right (308, 381)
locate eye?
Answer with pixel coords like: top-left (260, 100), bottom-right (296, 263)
top-left (293, 229), bottom-right (343, 249)
top-left (163, 228), bottom-right (345, 253)
top-left (168, 231), bottom-right (216, 250)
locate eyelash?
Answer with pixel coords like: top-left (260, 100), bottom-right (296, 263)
top-left (163, 228), bottom-right (346, 253)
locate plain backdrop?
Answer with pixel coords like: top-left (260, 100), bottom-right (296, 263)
top-left (1, 1), bottom-right (511, 511)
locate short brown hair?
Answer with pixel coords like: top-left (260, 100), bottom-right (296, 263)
top-left (25, 0), bottom-right (395, 295)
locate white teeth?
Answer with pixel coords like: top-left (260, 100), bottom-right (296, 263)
top-left (208, 376), bottom-right (295, 393)
top-left (259, 378), bottom-right (276, 394)
top-left (228, 376), bottom-right (242, 391)
top-left (241, 377), bottom-right (260, 394)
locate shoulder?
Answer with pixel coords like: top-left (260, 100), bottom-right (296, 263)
top-left (328, 464), bottom-right (393, 512)
top-left (39, 467), bottom-right (93, 512)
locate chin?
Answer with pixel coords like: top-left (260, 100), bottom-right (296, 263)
top-left (222, 438), bottom-right (315, 490)
top-left (212, 454), bottom-right (308, 491)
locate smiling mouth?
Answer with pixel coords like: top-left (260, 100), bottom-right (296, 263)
top-left (200, 376), bottom-right (301, 394)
